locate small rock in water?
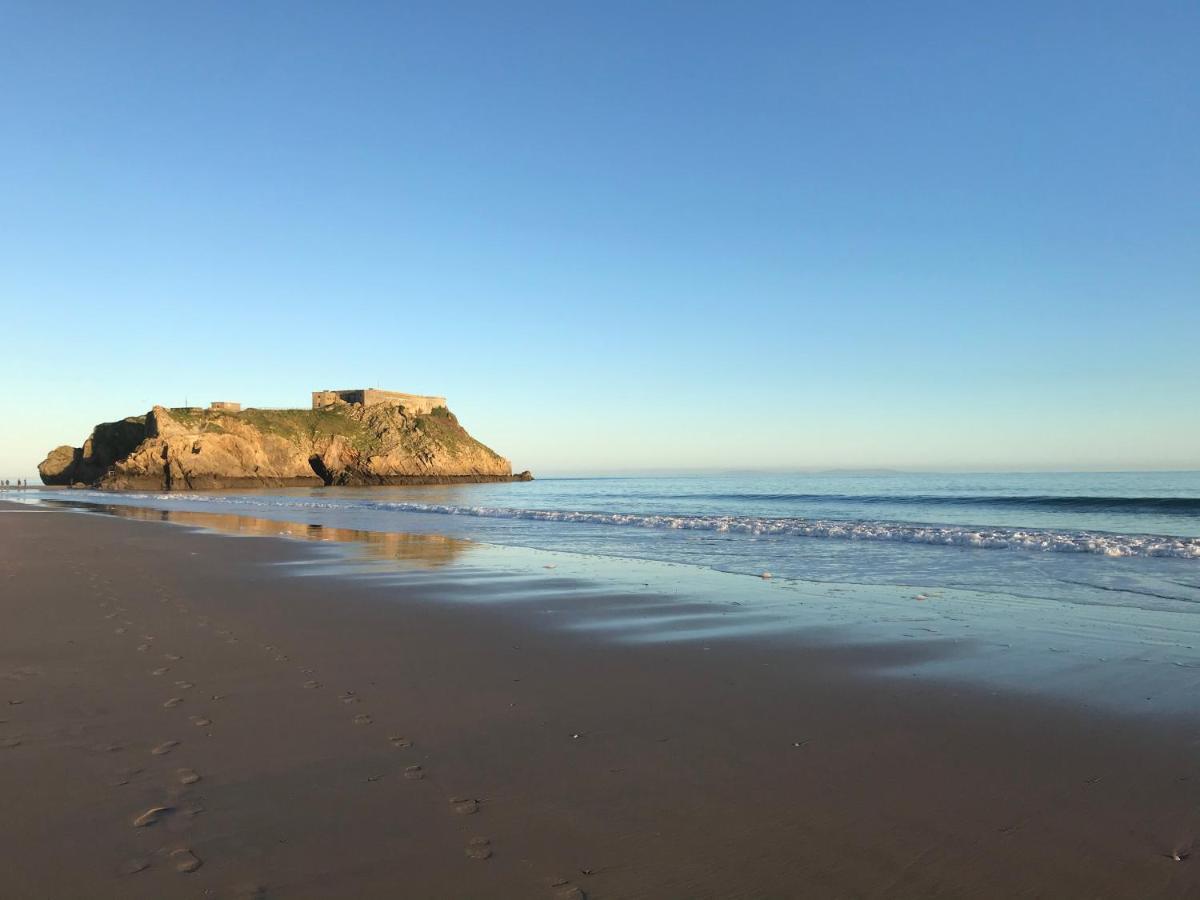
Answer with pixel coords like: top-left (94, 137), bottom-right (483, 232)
top-left (760, 572), bottom-right (772, 579)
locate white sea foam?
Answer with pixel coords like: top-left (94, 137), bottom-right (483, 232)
top-left (65, 491), bottom-right (1200, 560)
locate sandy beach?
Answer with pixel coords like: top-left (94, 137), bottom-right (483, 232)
top-left (2, 499), bottom-right (1199, 899)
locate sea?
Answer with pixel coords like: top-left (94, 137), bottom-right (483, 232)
top-left (11, 471), bottom-right (1200, 711)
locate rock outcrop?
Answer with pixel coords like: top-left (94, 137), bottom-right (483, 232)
top-left (39, 404), bottom-right (532, 490)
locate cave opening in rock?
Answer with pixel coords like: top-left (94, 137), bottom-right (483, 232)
top-left (308, 455), bottom-right (333, 486)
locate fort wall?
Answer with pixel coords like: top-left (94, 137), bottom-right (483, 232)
top-left (312, 389), bottom-right (448, 415)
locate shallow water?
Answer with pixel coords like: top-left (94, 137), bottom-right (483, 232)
top-left (11, 471), bottom-right (1200, 716)
top-left (19, 471), bottom-right (1200, 614)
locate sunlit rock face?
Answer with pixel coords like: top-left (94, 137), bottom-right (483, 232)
top-left (39, 403), bottom-right (531, 490)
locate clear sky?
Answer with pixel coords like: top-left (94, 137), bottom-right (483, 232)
top-left (2, 1), bottom-right (1197, 477)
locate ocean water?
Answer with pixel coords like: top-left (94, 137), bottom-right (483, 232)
top-left (13, 471), bottom-right (1200, 712)
top-left (21, 471), bottom-right (1200, 614)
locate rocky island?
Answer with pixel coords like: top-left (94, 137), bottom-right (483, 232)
top-left (38, 388), bottom-right (532, 490)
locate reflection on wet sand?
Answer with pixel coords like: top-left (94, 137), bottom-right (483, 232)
top-left (56, 502), bottom-right (474, 569)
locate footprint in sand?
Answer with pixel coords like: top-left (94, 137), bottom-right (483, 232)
top-left (303, 680), bottom-right (321, 690)
top-left (164, 654), bottom-right (182, 662)
top-left (163, 698), bottom-right (184, 709)
top-left (352, 713), bottom-right (373, 726)
top-left (177, 768), bottom-right (201, 785)
top-left (151, 667), bottom-right (170, 676)
top-left (119, 858), bottom-right (150, 876)
top-left (229, 881), bottom-right (268, 899)
top-left (1, 737), bottom-right (22, 749)
top-left (114, 627), bottom-right (127, 635)
top-left (189, 716), bottom-right (212, 727)
top-left (170, 848), bottom-right (202, 873)
top-left (111, 766), bottom-right (142, 786)
top-left (174, 681), bottom-right (195, 690)
top-left (132, 805), bottom-right (174, 827)
top-left (404, 765), bottom-right (424, 781)
top-left (151, 740), bottom-right (180, 756)
top-left (137, 644), bottom-right (151, 652)
top-left (339, 692), bottom-right (359, 705)
top-left (465, 837), bottom-right (492, 860)
top-left (550, 881), bottom-right (587, 900)
top-left (450, 797), bottom-right (479, 815)
top-left (389, 736), bottom-right (412, 750)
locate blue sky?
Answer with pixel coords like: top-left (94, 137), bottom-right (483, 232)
top-left (2, 1), bottom-right (1197, 477)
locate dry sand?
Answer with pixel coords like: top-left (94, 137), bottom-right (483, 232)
top-left (1, 500), bottom-right (1198, 898)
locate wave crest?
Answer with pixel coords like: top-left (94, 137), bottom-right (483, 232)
top-left (87, 492), bottom-right (1200, 560)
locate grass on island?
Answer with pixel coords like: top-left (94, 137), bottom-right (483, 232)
top-left (164, 404), bottom-right (502, 460)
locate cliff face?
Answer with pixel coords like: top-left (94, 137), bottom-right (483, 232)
top-left (39, 404), bottom-right (532, 490)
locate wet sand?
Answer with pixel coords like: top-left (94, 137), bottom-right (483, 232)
top-left (1, 500), bottom-right (1199, 898)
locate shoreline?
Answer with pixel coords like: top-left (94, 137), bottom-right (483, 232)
top-left (2, 500), bottom-right (1199, 897)
top-left (27, 472), bottom-right (537, 491)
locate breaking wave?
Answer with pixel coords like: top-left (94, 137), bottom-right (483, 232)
top-left (665, 493), bottom-right (1200, 515)
top-left (71, 492), bottom-right (1200, 560)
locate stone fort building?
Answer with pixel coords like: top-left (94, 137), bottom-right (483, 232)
top-left (311, 388), bottom-right (448, 415)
